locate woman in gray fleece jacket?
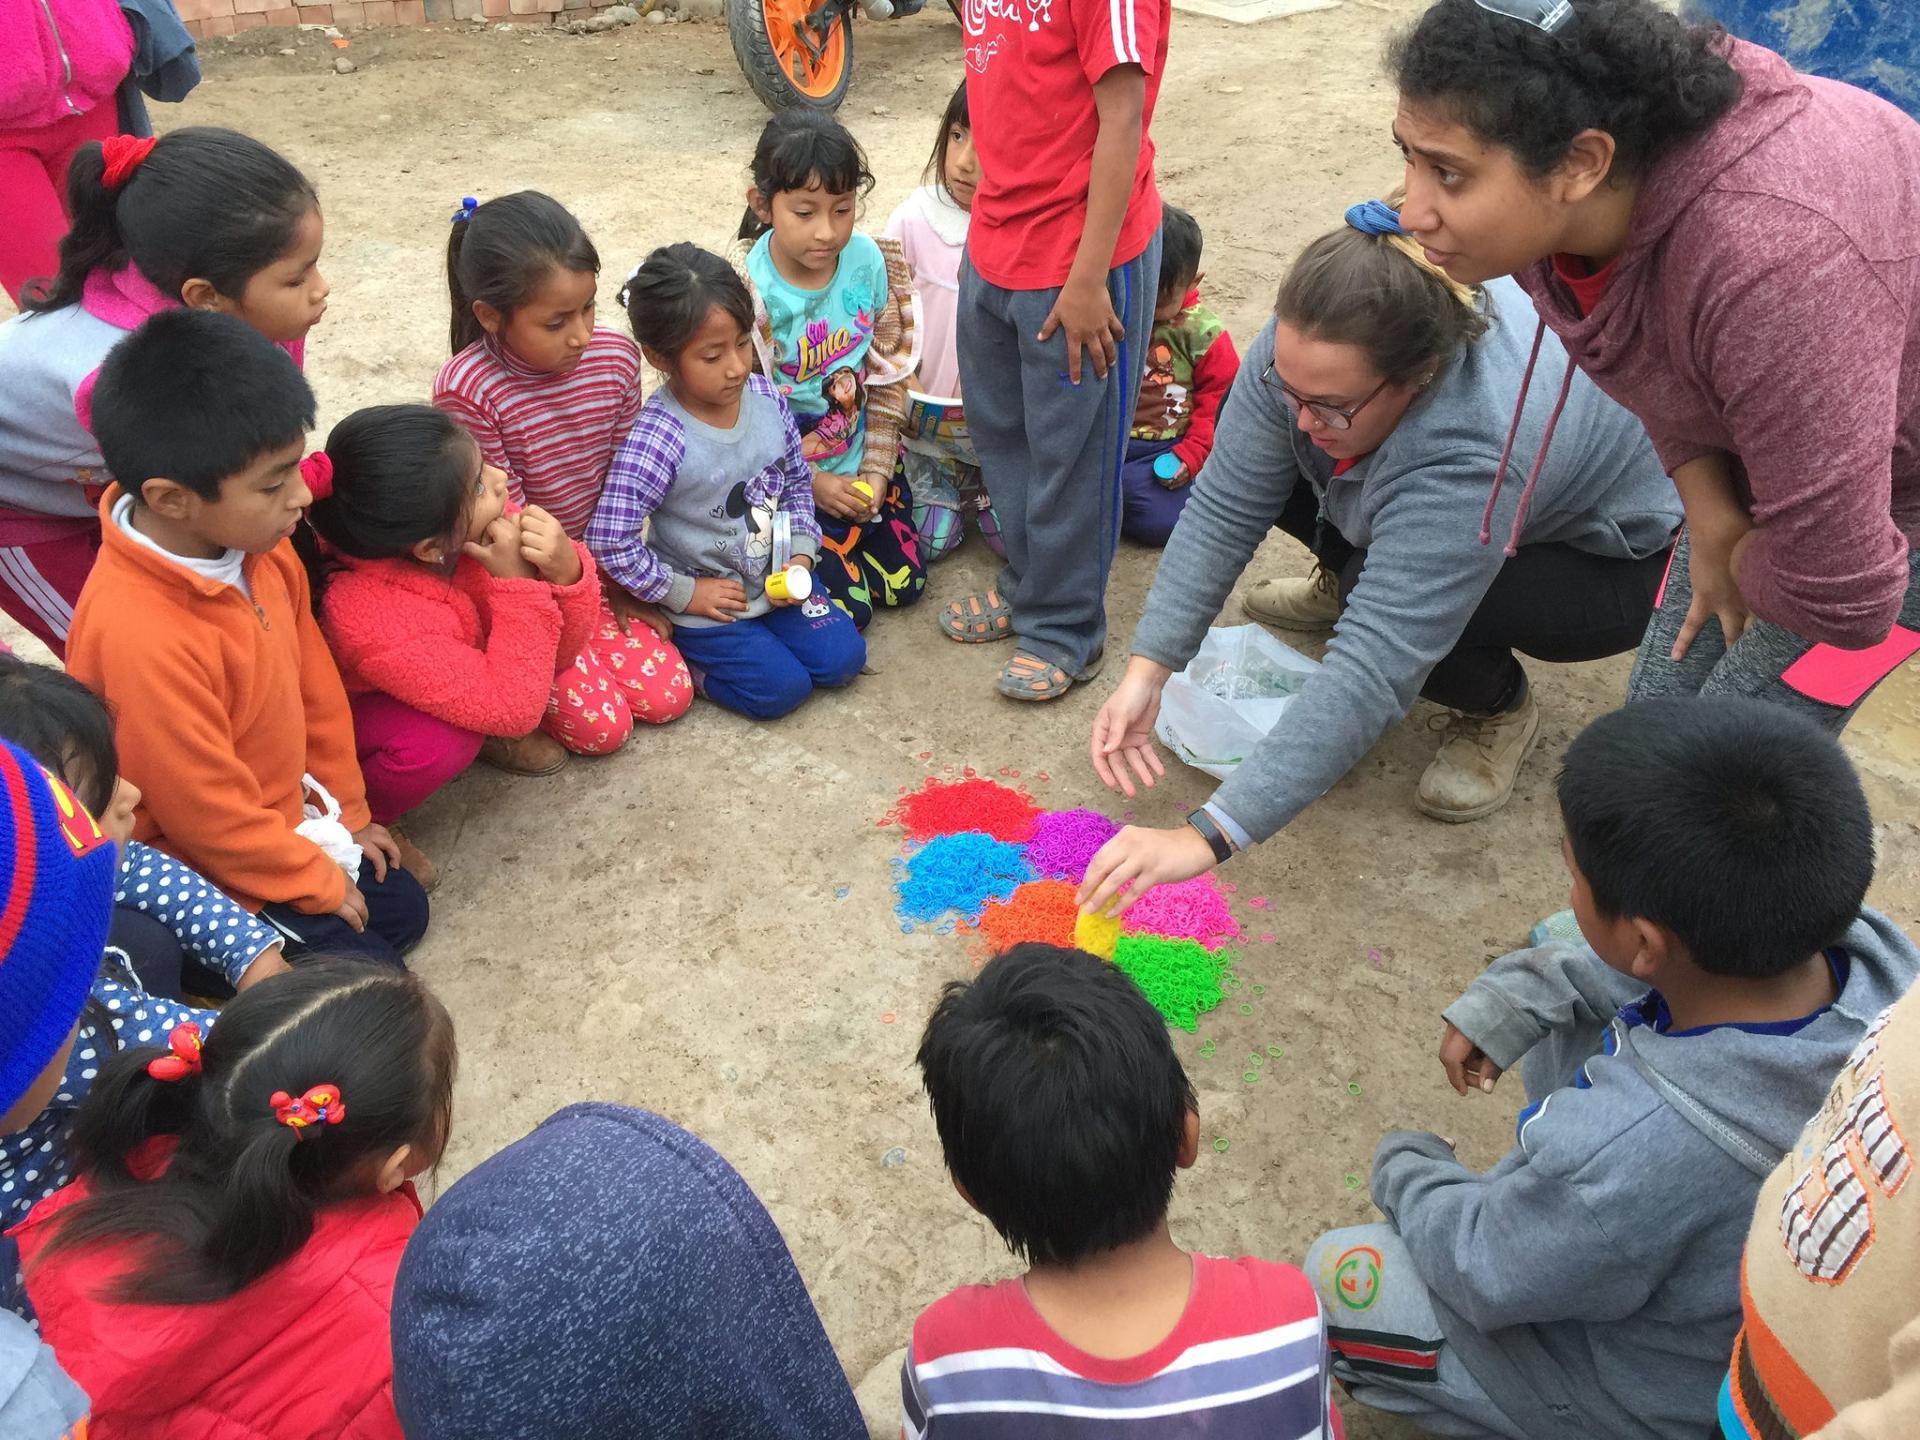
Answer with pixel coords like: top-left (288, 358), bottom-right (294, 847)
top-left (1080, 207), bottom-right (1679, 910)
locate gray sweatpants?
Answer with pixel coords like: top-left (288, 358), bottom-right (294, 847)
top-left (956, 230), bottom-right (1162, 674)
top-left (1628, 528), bottom-right (1920, 729)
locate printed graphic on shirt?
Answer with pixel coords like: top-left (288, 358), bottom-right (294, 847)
top-left (705, 473), bottom-right (782, 578)
top-left (746, 235), bottom-right (887, 478)
top-left (1778, 1007), bottom-right (1913, 1285)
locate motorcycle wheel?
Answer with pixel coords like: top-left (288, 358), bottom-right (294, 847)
top-left (728, 0), bottom-right (854, 112)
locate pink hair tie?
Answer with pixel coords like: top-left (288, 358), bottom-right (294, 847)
top-left (299, 452), bottom-right (334, 502)
top-left (99, 135), bottom-right (158, 192)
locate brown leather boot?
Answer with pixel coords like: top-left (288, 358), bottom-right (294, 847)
top-left (477, 731), bottom-right (569, 777)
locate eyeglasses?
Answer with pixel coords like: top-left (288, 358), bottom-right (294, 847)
top-left (1472, 0), bottom-right (1572, 34)
top-left (1261, 364), bottom-right (1391, 432)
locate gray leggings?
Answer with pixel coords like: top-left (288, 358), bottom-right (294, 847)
top-left (1629, 528), bottom-right (1920, 730)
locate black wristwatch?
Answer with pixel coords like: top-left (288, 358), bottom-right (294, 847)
top-left (1186, 808), bottom-right (1234, 865)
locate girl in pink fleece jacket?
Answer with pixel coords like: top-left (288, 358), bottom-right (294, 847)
top-left (0, 0), bottom-right (131, 302)
top-left (1388, 0), bottom-right (1920, 733)
top-left (301, 405), bottom-right (689, 825)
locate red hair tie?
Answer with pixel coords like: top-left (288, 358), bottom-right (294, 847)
top-left (299, 452), bottom-right (334, 502)
top-left (271, 1085), bottom-right (346, 1132)
top-left (145, 1022), bottom-right (204, 1082)
top-left (99, 135), bottom-right (158, 192)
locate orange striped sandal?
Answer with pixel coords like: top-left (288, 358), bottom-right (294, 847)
top-left (940, 589), bottom-right (1014, 643)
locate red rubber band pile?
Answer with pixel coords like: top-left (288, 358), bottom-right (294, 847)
top-left (894, 777), bottom-right (1041, 843)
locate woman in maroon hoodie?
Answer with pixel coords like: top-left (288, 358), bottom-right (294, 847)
top-left (1386, 0), bottom-right (1920, 731)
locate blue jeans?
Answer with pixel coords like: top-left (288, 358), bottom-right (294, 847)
top-left (672, 599), bottom-right (866, 719)
top-left (258, 862), bottom-right (430, 969)
top-left (1120, 435), bottom-right (1191, 546)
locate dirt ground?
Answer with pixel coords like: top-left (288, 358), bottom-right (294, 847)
top-left (9, 4), bottom-right (1920, 1433)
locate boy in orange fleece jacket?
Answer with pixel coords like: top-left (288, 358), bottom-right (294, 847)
top-left (64, 310), bottom-right (429, 968)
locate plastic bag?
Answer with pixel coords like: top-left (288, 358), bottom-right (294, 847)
top-left (296, 773), bottom-right (363, 884)
top-left (1153, 624), bottom-right (1320, 779)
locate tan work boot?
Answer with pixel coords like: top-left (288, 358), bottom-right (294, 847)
top-left (1415, 686), bottom-right (1541, 823)
top-left (388, 826), bottom-right (438, 893)
top-left (1244, 564), bottom-right (1341, 631)
top-left (478, 730), bottom-right (569, 777)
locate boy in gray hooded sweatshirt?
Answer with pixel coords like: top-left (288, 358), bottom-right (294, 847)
top-left (1306, 697), bottom-right (1919, 1440)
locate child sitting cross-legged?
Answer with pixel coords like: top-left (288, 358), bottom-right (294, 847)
top-left (13, 958), bottom-right (456, 1439)
top-left (302, 404), bottom-right (635, 814)
top-left (63, 309), bottom-right (431, 968)
top-left (1121, 204), bottom-right (1237, 546)
top-left (588, 244), bottom-right (864, 721)
top-left (904, 943), bottom-right (1342, 1437)
top-left (1306, 696), bottom-right (1920, 1440)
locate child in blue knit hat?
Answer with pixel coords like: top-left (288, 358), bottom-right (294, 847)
top-left (0, 737), bottom-right (216, 1305)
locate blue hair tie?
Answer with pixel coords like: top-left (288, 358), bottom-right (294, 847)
top-left (451, 196), bottom-right (478, 225)
top-left (1344, 200), bottom-right (1407, 237)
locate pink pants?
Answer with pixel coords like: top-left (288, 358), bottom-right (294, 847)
top-left (0, 106), bottom-right (120, 303)
top-left (352, 607), bottom-right (692, 822)
top-left (542, 605), bottom-right (692, 753)
top-left (0, 515), bottom-right (100, 658)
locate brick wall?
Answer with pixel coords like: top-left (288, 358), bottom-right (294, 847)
top-left (177, 0), bottom-right (623, 37)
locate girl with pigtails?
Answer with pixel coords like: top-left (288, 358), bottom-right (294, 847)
top-left (12, 959), bottom-right (457, 1440)
top-left (0, 126), bottom-right (327, 657)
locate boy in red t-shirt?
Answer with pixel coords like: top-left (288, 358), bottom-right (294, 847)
top-left (938, 0), bottom-right (1170, 701)
top-left (901, 944), bottom-right (1341, 1438)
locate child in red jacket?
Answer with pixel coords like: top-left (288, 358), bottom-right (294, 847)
top-left (303, 405), bottom-right (690, 826)
top-left (11, 958), bottom-right (458, 1440)
top-left (1122, 205), bottom-right (1238, 546)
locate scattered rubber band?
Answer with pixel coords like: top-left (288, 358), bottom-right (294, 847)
top-left (1248, 1053), bottom-right (1264, 1067)
top-left (1266, 1044), bottom-right (1284, 1058)
top-left (1238, 1002), bottom-right (1253, 1015)
top-left (1347, 1082), bottom-right (1362, 1096)
top-left (1212, 1137), bottom-right (1230, 1153)
top-left (1251, 984), bottom-right (1265, 996)
top-left (1242, 1069), bottom-right (1260, 1084)
top-left (880, 1012), bottom-right (896, 1024)
top-left (1198, 1039), bottom-right (1216, 1058)
top-left (1345, 1173), bottom-right (1364, 1190)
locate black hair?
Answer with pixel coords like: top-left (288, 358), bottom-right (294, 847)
top-left (33, 958), bottom-right (457, 1306)
top-left (1158, 205), bottom-right (1203, 300)
top-left (925, 79), bottom-right (971, 199)
top-left (294, 406), bottom-right (478, 610)
top-left (621, 242), bottom-right (757, 369)
top-left (22, 127), bottom-right (317, 315)
top-left (91, 309), bottom-right (316, 505)
top-left (0, 656), bottom-right (117, 816)
top-left (917, 944), bottom-right (1195, 1266)
top-left (1274, 220), bottom-right (1488, 386)
top-left (446, 191), bottom-right (600, 355)
top-left (1557, 698), bottom-right (1874, 979)
top-left (1389, 0), bottom-right (1742, 179)
top-left (737, 110), bottom-right (876, 242)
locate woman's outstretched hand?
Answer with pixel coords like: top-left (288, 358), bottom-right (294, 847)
top-left (1078, 823), bottom-right (1217, 917)
top-left (1090, 659), bottom-right (1172, 798)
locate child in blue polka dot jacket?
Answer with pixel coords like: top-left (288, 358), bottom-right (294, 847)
top-left (0, 656), bottom-right (290, 1003)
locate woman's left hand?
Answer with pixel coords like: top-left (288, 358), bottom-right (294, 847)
top-left (1078, 823), bottom-right (1219, 917)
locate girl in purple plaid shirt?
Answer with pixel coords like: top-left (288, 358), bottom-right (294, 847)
top-left (585, 245), bottom-right (865, 720)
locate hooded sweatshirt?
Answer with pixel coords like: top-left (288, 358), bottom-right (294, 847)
top-left (0, 0), bottom-right (131, 129)
top-left (1131, 285), bottom-right (1680, 843)
top-left (390, 1102), bottom-right (865, 1440)
top-left (1373, 910), bottom-right (1920, 1440)
top-left (1512, 39), bottom-right (1920, 650)
top-left (11, 1139), bottom-right (417, 1440)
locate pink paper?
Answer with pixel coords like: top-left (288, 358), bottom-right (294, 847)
top-left (1780, 627), bottom-right (1920, 708)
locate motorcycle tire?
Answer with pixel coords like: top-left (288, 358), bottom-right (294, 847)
top-left (728, 0), bottom-right (854, 112)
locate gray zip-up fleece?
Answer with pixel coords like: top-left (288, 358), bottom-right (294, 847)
top-left (1130, 278), bottom-right (1681, 842)
top-left (1375, 911), bottom-right (1920, 1440)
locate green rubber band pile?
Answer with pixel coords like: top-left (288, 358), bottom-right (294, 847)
top-left (1111, 935), bottom-right (1236, 1032)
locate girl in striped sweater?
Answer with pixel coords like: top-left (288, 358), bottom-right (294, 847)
top-left (431, 191), bottom-right (690, 759)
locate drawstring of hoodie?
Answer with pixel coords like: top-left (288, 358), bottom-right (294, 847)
top-left (1480, 316), bottom-right (1578, 557)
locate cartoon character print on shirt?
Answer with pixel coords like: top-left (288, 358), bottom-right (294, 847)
top-left (703, 467), bottom-right (782, 578)
top-left (780, 311), bottom-right (875, 393)
top-left (801, 369), bottom-right (865, 463)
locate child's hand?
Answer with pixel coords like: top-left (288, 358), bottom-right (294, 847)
top-left (352, 823), bottom-right (401, 883)
top-left (1439, 1023), bottom-right (1503, 1095)
top-left (812, 467), bottom-right (875, 524)
top-left (1040, 275), bottom-right (1127, 385)
top-left (464, 514), bottom-right (537, 580)
top-left (518, 505), bottom-right (583, 586)
top-left (766, 555), bottom-right (813, 608)
top-left (687, 576), bottom-right (750, 622)
top-left (606, 587), bottom-right (673, 640)
top-left (235, 944), bottom-right (293, 992)
top-left (333, 881), bottom-right (369, 933)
